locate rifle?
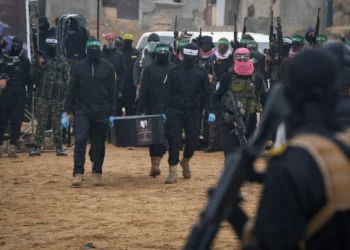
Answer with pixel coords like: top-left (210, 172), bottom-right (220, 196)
top-left (276, 17), bottom-right (283, 60)
top-left (313, 8), bottom-right (321, 46)
top-left (242, 17), bottom-right (248, 36)
top-left (222, 90), bottom-right (247, 145)
top-left (173, 15), bottom-right (178, 53)
top-left (183, 84), bottom-right (291, 250)
top-left (234, 13), bottom-right (238, 43)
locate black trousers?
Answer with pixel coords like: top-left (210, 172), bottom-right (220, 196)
top-left (149, 144), bottom-right (166, 158)
top-left (167, 112), bottom-right (200, 166)
top-left (116, 78), bottom-right (136, 116)
top-left (0, 87), bottom-right (26, 145)
top-left (73, 112), bottom-right (108, 176)
top-left (221, 113), bottom-right (257, 156)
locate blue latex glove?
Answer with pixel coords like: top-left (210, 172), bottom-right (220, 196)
top-left (61, 114), bottom-right (69, 128)
top-left (162, 114), bottom-right (166, 121)
top-left (118, 92), bottom-right (122, 98)
top-left (208, 113), bottom-right (216, 123)
top-left (140, 114), bottom-right (145, 116)
top-left (109, 116), bottom-right (115, 127)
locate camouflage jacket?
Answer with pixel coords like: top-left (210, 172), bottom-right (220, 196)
top-left (133, 49), bottom-right (154, 87)
top-left (30, 55), bottom-right (70, 100)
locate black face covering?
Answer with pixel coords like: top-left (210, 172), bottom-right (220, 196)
top-left (10, 45), bottom-right (22, 56)
top-left (156, 53), bottom-right (169, 66)
top-left (87, 48), bottom-right (101, 63)
top-left (46, 46), bottom-right (57, 58)
top-left (40, 22), bottom-right (50, 32)
top-left (123, 40), bottom-right (133, 49)
top-left (183, 55), bottom-right (197, 68)
top-left (283, 45), bottom-right (291, 57)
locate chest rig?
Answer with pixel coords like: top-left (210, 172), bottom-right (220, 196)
top-left (41, 57), bottom-right (65, 98)
top-left (228, 73), bottom-right (261, 113)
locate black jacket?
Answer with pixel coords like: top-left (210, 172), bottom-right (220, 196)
top-left (138, 61), bottom-right (175, 115)
top-left (159, 65), bottom-right (214, 116)
top-left (64, 58), bottom-right (116, 120)
top-left (101, 45), bottom-right (126, 93)
top-left (254, 143), bottom-right (350, 250)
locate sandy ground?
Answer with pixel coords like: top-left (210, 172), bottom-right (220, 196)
top-left (0, 144), bottom-right (263, 250)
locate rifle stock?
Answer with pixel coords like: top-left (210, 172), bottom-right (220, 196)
top-left (183, 84), bottom-right (291, 250)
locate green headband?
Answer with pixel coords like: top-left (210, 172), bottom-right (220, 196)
top-left (316, 35), bottom-right (328, 42)
top-left (346, 40), bottom-right (350, 45)
top-left (218, 39), bottom-right (229, 45)
top-left (292, 36), bottom-right (304, 44)
top-left (86, 40), bottom-right (101, 48)
top-left (240, 39), bottom-right (250, 44)
top-left (155, 46), bottom-right (170, 53)
top-left (179, 41), bottom-right (189, 48)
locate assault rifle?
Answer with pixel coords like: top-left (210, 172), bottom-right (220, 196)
top-left (183, 84), bottom-right (291, 250)
top-left (242, 17), bottom-right (248, 36)
top-left (174, 15), bottom-right (178, 53)
top-left (222, 90), bottom-right (247, 145)
top-left (230, 13), bottom-right (240, 51)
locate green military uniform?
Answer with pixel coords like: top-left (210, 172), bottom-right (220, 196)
top-left (29, 54), bottom-right (70, 155)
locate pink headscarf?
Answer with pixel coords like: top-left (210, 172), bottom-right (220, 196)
top-left (200, 48), bottom-right (215, 59)
top-left (233, 48), bottom-right (254, 76)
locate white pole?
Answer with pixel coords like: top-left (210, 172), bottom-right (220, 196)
top-left (26, 0), bottom-right (31, 60)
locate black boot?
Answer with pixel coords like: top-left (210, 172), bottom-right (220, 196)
top-left (56, 146), bottom-right (68, 156)
top-left (29, 143), bottom-right (41, 156)
top-left (203, 143), bottom-right (217, 153)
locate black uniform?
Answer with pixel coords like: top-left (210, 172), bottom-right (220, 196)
top-left (159, 64), bottom-right (214, 166)
top-left (101, 45), bottom-right (126, 94)
top-left (138, 61), bottom-right (175, 157)
top-left (118, 45), bottom-right (140, 115)
top-left (253, 141), bottom-right (350, 250)
top-left (64, 58), bottom-right (116, 176)
top-left (38, 17), bottom-right (56, 52)
top-left (0, 52), bottom-right (32, 146)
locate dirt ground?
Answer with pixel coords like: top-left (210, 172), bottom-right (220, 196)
top-left (0, 145), bottom-right (264, 250)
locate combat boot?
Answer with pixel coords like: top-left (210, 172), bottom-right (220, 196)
top-left (149, 156), bottom-right (161, 177)
top-left (180, 157), bottom-right (192, 179)
top-left (8, 145), bottom-right (18, 158)
top-left (29, 146), bottom-right (41, 156)
top-left (56, 146), bottom-right (68, 156)
top-left (203, 143), bottom-right (218, 153)
top-left (165, 165), bottom-right (177, 184)
top-left (72, 174), bottom-right (83, 187)
top-left (92, 173), bottom-right (103, 186)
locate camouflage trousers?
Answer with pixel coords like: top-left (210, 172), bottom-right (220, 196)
top-left (35, 97), bottom-right (63, 148)
top-left (208, 121), bottom-right (221, 146)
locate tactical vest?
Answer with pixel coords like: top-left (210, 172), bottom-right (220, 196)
top-left (289, 129), bottom-right (350, 250)
top-left (41, 56), bottom-right (65, 99)
top-left (228, 73), bottom-right (262, 114)
top-left (243, 129), bottom-right (350, 249)
top-left (270, 63), bottom-right (279, 82)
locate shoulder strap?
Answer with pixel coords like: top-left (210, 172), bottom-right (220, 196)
top-left (289, 130), bottom-right (350, 249)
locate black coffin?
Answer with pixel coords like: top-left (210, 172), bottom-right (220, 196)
top-left (110, 115), bottom-right (166, 147)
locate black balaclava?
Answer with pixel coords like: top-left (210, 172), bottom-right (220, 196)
top-left (123, 39), bottom-right (132, 49)
top-left (45, 37), bottom-right (57, 58)
top-left (322, 41), bottom-right (350, 87)
top-left (240, 34), bottom-right (254, 48)
top-left (285, 49), bottom-right (339, 133)
top-left (115, 36), bottom-right (124, 49)
top-left (183, 43), bottom-right (198, 68)
top-left (86, 39), bottom-right (101, 63)
top-left (39, 16), bottom-right (50, 32)
top-left (10, 37), bottom-right (23, 56)
top-left (154, 43), bottom-right (170, 66)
